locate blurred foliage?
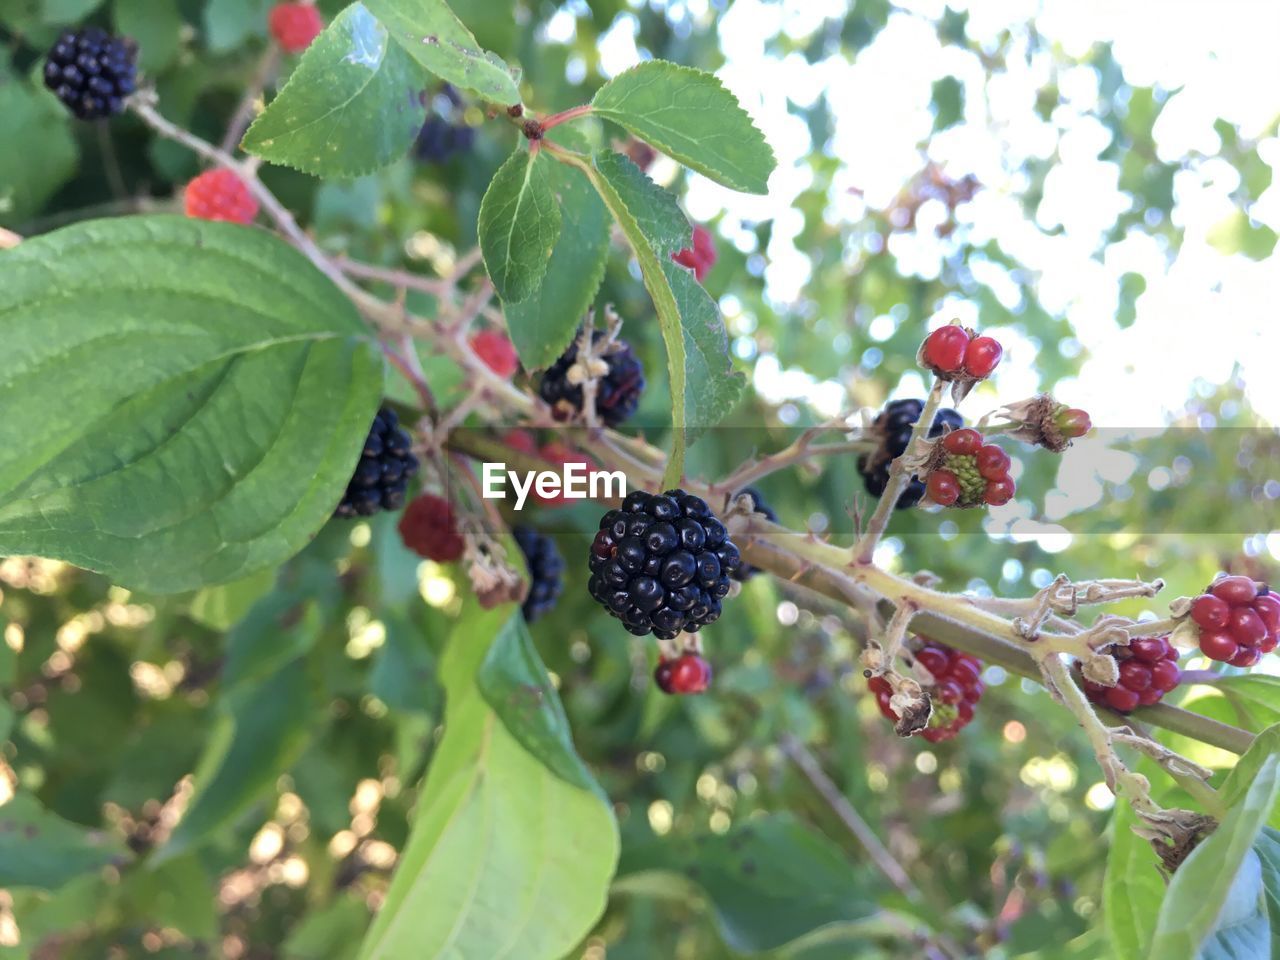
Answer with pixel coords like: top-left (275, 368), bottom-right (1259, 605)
top-left (1, 0), bottom-right (1278, 957)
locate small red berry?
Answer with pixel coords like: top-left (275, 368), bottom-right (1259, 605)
top-left (1104, 685), bottom-right (1141, 713)
top-left (502, 429), bottom-right (538, 454)
top-left (1137, 687), bottom-right (1162, 706)
top-left (936, 681), bottom-right (963, 705)
top-left (1260, 634), bottom-right (1278, 654)
top-left (654, 658), bottom-right (675, 693)
top-left (184, 169), bottom-right (259, 224)
top-left (1151, 659), bottom-right (1180, 692)
top-left (976, 444), bottom-right (1011, 481)
top-left (962, 336), bottom-right (1003, 378)
top-left (1252, 593), bottom-right (1280, 633)
top-left (915, 646), bottom-right (949, 677)
top-left (269, 2), bottom-right (324, 53)
top-left (921, 326), bottom-right (970, 373)
top-left (1198, 631), bottom-right (1239, 662)
top-left (1189, 594), bottom-right (1231, 631)
top-left (1228, 607), bottom-right (1267, 647)
top-left (1229, 646), bottom-right (1262, 669)
top-left (469, 330), bottom-right (520, 378)
top-left (664, 653), bottom-right (711, 694)
top-left (926, 469), bottom-right (960, 506)
top-left (1129, 638), bottom-right (1169, 663)
top-left (398, 494), bottom-right (464, 563)
top-left (942, 428), bottom-right (982, 455)
top-left (1211, 576), bottom-right (1258, 606)
top-left (1118, 660), bottom-right (1152, 691)
top-left (1057, 407), bottom-right (1092, 439)
top-left (984, 476), bottom-right (1015, 506)
top-left (672, 225), bottom-right (717, 282)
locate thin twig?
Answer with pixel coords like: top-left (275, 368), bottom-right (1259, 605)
top-left (220, 46), bottom-right (281, 153)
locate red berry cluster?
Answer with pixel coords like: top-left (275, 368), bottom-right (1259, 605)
top-left (924, 429), bottom-right (1015, 507)
top-left (672, 225), bottom-right (718, 283)
top-left (1082, 636), bottom-right (1181, 712)
top-left (398, 493), bottom-right (465, 563)
top-left (470, 330), bottom-right (520, 378)
top-left (1189, 576), bottom-right (1279, 666)
top-left (501, 431), bottom-right (593, 507)
top-left (269, 2), bottom-right (324, 53)
top-left (868, 641), bottom-right (984, 742)
top-left (184, 169), bottom-right (258, 225)
top-left (920, 325), bottom-right (1003, 380)
top-left (654, 651), bottom-right (712, 695)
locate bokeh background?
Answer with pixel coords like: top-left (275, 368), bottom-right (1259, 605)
top-left (1, 0), bottom-right (1278, 957)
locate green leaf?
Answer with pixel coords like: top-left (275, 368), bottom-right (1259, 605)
top-left (0, 793), bottom-right (129, 890)
top-left (617, 814), bottom-right (874, 953)
top-left (1221, 723), bottom-right (1280, 828)
top-left (114, 0), bottom-right (182, 72)
top-left (1205, 676), bottom-right (1280, 733)
top-left (243, 4), bottom-right (431, 177)
top-left (930, 75), bottom-right (964, 131)
top-left (478, 147), bottom-right (562, 303)
top-left (1104, 799), bottom-right (1165, 958)
top-left (1148, 755), bottom-right (1280, 958)
top-left (121, 854), bottom-right (218, 940)
top-left (0, 79), bottom-right (77, 227)
top-left (503, 160), bottom-right (609, 370)
top-left (284, 894), bottom-right (370, 960)
top-left (591, 61), bottom-right (775, 194)
top-left (0, 216), bottom-right (382, 594)
top-left (203, 0), bottom-right (271, 52)
top-left (357, 602), bottom-right (617, 960)
top-left (41, 0), bottom-right (101, 22)
top-left (158, 661), bottom-right (313, 861)
top-left (1206, 210), bottom-right (1278, 260)
top-left (187, 568), bottom-right (277, 632)
top-left (583, 150), bottom-right (744, 485)
top-left (362, 0), bottom-right (522, 106)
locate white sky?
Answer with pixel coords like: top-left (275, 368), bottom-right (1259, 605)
top-left (573, 0), bottom-right (1280, 430)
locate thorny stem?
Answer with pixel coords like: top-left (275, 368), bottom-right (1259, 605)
top-left (719, 417), bottom-right (874, 494)
top-left (853, 376), bottom-right (946, 564)
top-left (130, 97), bottom-right (1258, 821)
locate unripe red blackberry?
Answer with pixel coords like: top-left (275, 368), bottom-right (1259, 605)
top-left (398, 493), bottom-right (464, 562)
top-left (184, 169), bottom-right (259, 224)
top-left (924, 432), bottom-right (1016, 508)
top-left (588, 490), bottom-right (739, 640)
top-left (469, 329), bottom-right (519, 378)
top-left (868, 640), bottom-right (984, 742)
top-left (335, 408), bottom-right (419, 518)
top-left (538, 331), bottom-right (645, 427)
top-left (1188, 576), bottom-right (1279, 663)
top-left (1081, 637), bottom-right (1181, 713)
top-left (43, 28), bottom-right (137, 121)
top-left (919, 325), bottom-right (1003, 380)
top-left (654, 652), bottom-right (711, 694)
top-left (512, 527), bottom-right (564, 622)
top-left (269, 2), bottom-right (324, 53)
top-left (857, 399), bottom-right (964, 509)
top-left (672, 225), bottom-right (717, 283)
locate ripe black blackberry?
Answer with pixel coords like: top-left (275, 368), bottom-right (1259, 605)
top-left (730, 487), bottom-right (775, 581)
top-left (334, 408), bottom-right (419, 518)
top-left (513, 526), bottom-right (564, 622)
top-left (413, 115), bottom-right (476, 163)
top-left (539, 331), bottom-right (645, 427)
top-left (857, 399), bottom-right (964, 509)
top-left (43, 28), bottom-right (138, 121)
top-left (588, 489), bottom-right (740, 640)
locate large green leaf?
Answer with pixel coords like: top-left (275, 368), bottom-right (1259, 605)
top-left (616, 814), bottom-right (874, 953)
top-left (477, 146), bottom-right (561, 303)
top-left (503, 159), bottom-right (609, 370)
top-left (583, 150), bottom-right (744, 485)
top-left (1148, 755), bottom-right (1280, 958)
top-left (1103, 799), bottom-right (1165, 958)
top-left (0, 793), bottom-right (129, 890)
top-left (357, 603), bottom-right (617, 960)
top-left (0, 216), bottom-right (382, 593)
top-left (156, 660), bottom-right (313, 862)
top-left (242, 4), bottom-right (430, 177)
top-left (591, 60), bottom-right (775, 194)
top-left (362, 0), bottom-right (521, 106)
top-left (1220, 723), bottom-right (1280, 829)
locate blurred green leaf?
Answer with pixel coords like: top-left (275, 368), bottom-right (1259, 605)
top-left (284, 894), bottom-right (371, 959)
top-left (1206, 211), bottom-right (1278, 260)
top-left (362, 0), bottom-right (522, 105)
top-left (0, 793), bottom-right (128, 890)
top-left (0, 79), bottom-right (77, 228)
top-left (1103, 799), bottom-right (1164, 957)
top-left (357, 601), bottom-right (617, 960)
top-left (203, 0), bottom-right (271, 52)
top-left (187, 567), bottom-right (277, 632)
top-left (114, 0), bottom-right (182, 72)
top-left (591, 61), bottom-right (776, 194)
top-left (931, 75), bottom-right (964, 130)
top-left (477, 146), bottom-right (561, 303)
top-left (0, 217), bottom-right (382, 594)
top-left (243, 4), bottom-right (431, 177)
top-left (121, 854), bottom-right (217, 940)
